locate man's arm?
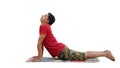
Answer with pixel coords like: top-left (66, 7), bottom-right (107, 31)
top-left (37, 34), bottom-right (46, 60)
top-left (31, 34), bottom-right (46, 62)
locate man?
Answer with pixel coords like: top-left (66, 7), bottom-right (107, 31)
top-left (31, 13), bottom-right (115, 62)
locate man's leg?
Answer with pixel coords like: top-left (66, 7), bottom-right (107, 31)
top-left (84, 50), bottom-right (115, 61)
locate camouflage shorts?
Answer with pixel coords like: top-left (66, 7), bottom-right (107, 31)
top-left (58, 47), bottom-right (85, 60)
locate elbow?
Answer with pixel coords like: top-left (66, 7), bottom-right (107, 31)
top-left (38, 41), bottom-right (43, 45)
top-left (38, 43), bottom-right (42, 46)
top-left (37, 42), bottom-right (43, 48)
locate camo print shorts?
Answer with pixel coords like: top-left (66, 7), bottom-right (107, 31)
top-left (57, 47), bottom-right (85, 60)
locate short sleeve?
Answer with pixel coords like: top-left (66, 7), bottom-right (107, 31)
top-left (39, 25), bottom-right (48, 35)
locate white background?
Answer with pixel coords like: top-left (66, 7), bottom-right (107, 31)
top-left (0, 0), bottom-right (120, 68)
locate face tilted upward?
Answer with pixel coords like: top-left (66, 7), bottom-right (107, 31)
top-left (40, 14), bottom-right (49, 24)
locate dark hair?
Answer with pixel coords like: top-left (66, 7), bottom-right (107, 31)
top-left (48, 13), bottom-right (55, 25)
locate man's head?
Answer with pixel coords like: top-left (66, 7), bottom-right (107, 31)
top-left (40, 13), bottom-right (55, 25)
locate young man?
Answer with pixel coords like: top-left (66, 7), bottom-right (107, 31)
top-left (31, 13), bottom-right (115, 62)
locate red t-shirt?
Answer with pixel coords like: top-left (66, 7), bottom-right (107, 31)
top-left (39, 23), bottom-right (66, 58)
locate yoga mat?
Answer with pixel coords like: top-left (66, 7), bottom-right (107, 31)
top-left (26, 57), bottom-right (99, 63)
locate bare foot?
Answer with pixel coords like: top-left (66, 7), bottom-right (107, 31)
top-left (104, 50), bottom-right (115, 61)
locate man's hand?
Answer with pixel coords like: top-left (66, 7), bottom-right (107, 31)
top-left (31, 56), bottom-right (41, 62)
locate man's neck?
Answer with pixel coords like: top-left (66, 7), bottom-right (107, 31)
top-left (41, 22), bottom-right (48, 25)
